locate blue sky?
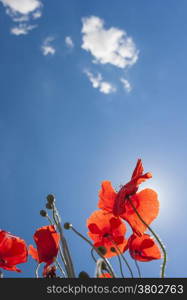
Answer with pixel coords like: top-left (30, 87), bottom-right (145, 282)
top-left (0, 0), bottom-right (187, 278)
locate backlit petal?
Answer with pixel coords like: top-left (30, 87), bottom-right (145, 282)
top-left (98, 181), bottom-right (117, 212)
top-left (121, 189), bottom-right (159, 236)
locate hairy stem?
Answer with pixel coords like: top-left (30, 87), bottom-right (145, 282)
top-left (52, 204), bottom-right (75, 278)
top-left (46, 214), bottom-right (68, 277)
top-left (35, 263), bottom-right (40, 278)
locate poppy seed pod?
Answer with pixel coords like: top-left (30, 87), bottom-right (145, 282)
top-left (78, 271), bottom-right (90, 278)
top-left (97, 246), bottom-right (107, 256)
top-left (46, 194), bottom-right (55, 204)
top-left (46, 203), bottom-right (53, 210)
top-left (40, 210), bottom-right (47, 217)
top-left (64, 222), bottom-right (72, 230)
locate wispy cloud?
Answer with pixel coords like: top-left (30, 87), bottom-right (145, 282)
top-left (65, 36), bottom-right (74, 48)
top-left (41, 36), bottom-right (56, 56)
top-left (81, 16), bottom-right (139, 69)
top-left (0, 0), bottom-right (43, 35)
top-left (11, 24), bottom-right (37, 36)
top-left (120, 78), bottom-right (132, 93)
top-left (84, 70), bottom-right (116, 94)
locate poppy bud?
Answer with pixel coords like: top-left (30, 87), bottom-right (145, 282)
top-left (40, 210), bottom-right (47, 217)
top-left (64, 222), bottom-right (72, 230)
top-left (100, 261), bottom-right (107, 271)
top-left (78, 271), bottom-right (90, 278)
top-left (46, 203), bottom-right (53, 210)
top-left (110, 247), bottom-right (116, 253)
top-left (46, 194), bottom-right (55, 204)
top-left (97, 246), bottom-right (107, 256)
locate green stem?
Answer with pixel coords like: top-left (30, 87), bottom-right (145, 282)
top-left (91, 248), bottom-right (97, 263)
top-left (70, 226), bottom-right (116, 278)
top-left (46, 214), bottom-right (68, 277)
top-left (134, 259), bottom-right (141, 278)
top-left (128, 196), bottom-right (167, 278)
top-left (52, 204), bottom-right (75, 278)
top-left (55, 260), bottom-right (66, 277)
top-left (116, 252), bottom-right (125, 278)
top-left (35, 263), bottom-right (40, 278)
top-left (109, 238), bottom-right (134, 278)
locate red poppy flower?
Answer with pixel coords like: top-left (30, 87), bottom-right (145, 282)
top-left (99, 273), bottom-right (112, 278)
top-left (87, 210), bottom-right (127, 258)
top-left (98, 159), bottom-right (159, 236)
top-left (127, 234), bottom-right (161, 262)
top-left (0, 230), bottom-right (28, 272)
top-left (29, 225), bottom-right (60, 268)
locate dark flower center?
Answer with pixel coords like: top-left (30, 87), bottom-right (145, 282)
top-left (0, 258), bottom-right (6, 264)
top-left (103, 233), bottom-right (111, 238)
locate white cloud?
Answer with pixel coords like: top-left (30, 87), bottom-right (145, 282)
top-left (11, 23), bottom-right (37, 35)
top-left (41, 37), bottom-right (56, 56)
top-left (81, 16), bottom-right (139, 69)
top-left (0, 0), bottom-right (43, 35)
top-left (65, 36), bottom-right (74, 48)
top-left (120, 78), bottom-right (132, 93)
top-left (100, 81), bottom-right (116, 94)
top-left (0, 0), bottom-right (41, 15)
top-left (32, 10), bottom-right (42, 19)
top-left (84, 70), bottom-right (116, 94)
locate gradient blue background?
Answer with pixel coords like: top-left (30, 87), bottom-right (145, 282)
top-left (0, 0), bottom-right (186, 277)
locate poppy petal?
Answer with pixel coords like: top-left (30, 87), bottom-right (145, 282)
top-left (0, 230), bottom-right (27, 272)
top-left (121, 189), bottom-right (159, 236)
top-left (109, 218), bottom-right (122, 230)
top-left (140, 238), bottom-right (154, 250)
top-left (99, 273), bottom-right (112, 278)
top-left (28, 245), bottom-right (39, 262)
top-left (113, 236), bottom-right (124, 245)
top-left (31, 225), bottom-right (60, 265)
top-left (0, 264), bottom-right (22, 272)
top-left (128, 234), bottom-right (161, 262)
top-left (131, 159), bottom-right (144, 179)
top-left (98, 181), bottom-right (117, 212)
top-left (87, 210), bottom-right (127, 259)
top-left (88, 223), bottom-right (101, 234)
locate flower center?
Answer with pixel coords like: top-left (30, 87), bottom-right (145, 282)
top-left (0, 258), bottom-right (7, 264)
top-left (103, 233), bottom-right (111, 238)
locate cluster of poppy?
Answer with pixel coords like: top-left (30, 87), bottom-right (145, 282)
top-left (87, 159), bottom-right (162, 263)
top-left (0, 159), bottom-right (163, 277)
